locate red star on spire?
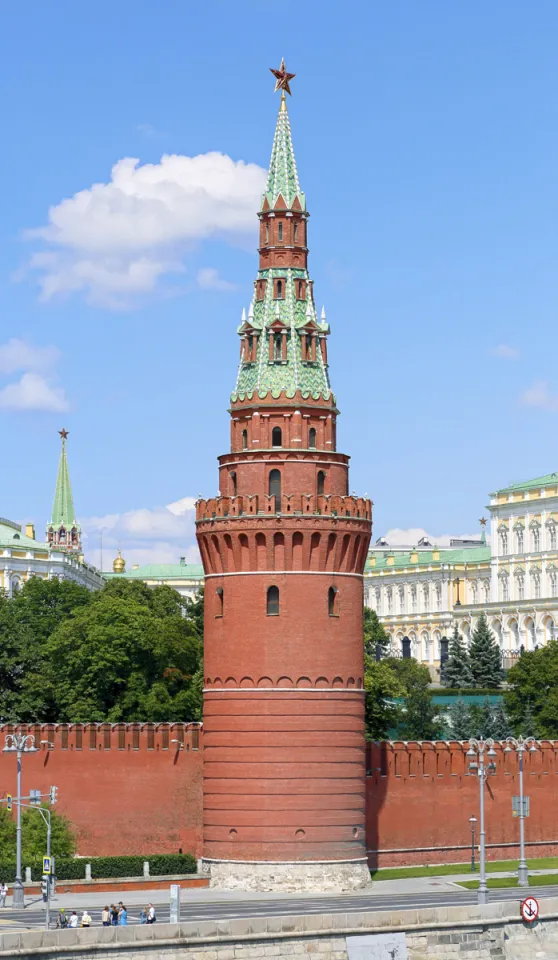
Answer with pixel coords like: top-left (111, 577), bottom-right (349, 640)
top-left (270, 59), bottom-right (295, 96)
top-left (59, 428), bottom-right (69, 440)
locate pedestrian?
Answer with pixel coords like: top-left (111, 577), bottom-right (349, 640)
top-left (102, 905), bottom-right (110, 926)
top-left (56, 909), bottom-right (68, 929)
top-left (139, 907), bottom-right (147, 924)
top-left (81, 911), bottom-right (92, 928)
top-left (69, 911), bottom-right (78, 928)
top-left (119, 905), bottom-right (128, 925)
top-left (147, 903), bottom-right (156, 924)
top-left (0, 883), bottom-right (7, 907)
top-left (111, 904), bottom-right (119, 926)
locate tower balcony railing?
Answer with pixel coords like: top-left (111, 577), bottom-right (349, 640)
top-left (196, 493), bottom-right (371, 522)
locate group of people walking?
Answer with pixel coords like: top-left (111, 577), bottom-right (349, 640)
top-left (56, 903), bottom-right (155, 927)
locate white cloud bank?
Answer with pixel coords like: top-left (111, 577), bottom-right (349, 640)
top-left (0, 338), bottom-right (69, 412)
top-left (24, 152), bottom-right (267, 307)
top-left (521, 380), bottom-right (558, 413)
top-left (82, 496), bottom-right (200, 571)
top-left (379, 527), bottom-right (479, 547)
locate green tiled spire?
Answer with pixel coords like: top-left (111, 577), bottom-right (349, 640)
top-left (232, 96), bottom-right (332, 404)
top-left (50, 431), bottom-right (76, 526)
top-left (261, 95), bottom-right (306, 212)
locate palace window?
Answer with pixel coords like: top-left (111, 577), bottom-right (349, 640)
top-left (386, 587), bottom-right (393, 614)
top-left (436, 582), bottom-right (442, 610)
top-left (516, 527), bottom-right (524, 554)
top-left (272, 426), bottom-right (282, 448)
top-left (551, 571), bottom-right (557, 598)
top-left (398, 585), bottom-right (405, 613)
top-left (375, 587), bottom-right (381, 614)
top-left (411, 585), bottom-right (417, 613)
top-left (532, 525), bottom-right (540, 552)
top-left (483, 580), bottom-right (490, 603)
top-left (267, 585), bottom-right (280, 616)
top-left (308, 427), bottom-right (316, 449)
top-left (423, 583), bottom-right (429, 612)
top-left (471, 581), bottom-right (478, 605)
top-left (516, 573), bottom-right (525, 601)
top-left (548, 521), bottom-right (557, 551)
top-left (500, 529), bottom-right (508, 555)
top-left (532, 571), bottom-right (541, 599)
top-left (328, 586), bottom-right (338, 617)
top-left (500, 575), bottom-right (509, 602)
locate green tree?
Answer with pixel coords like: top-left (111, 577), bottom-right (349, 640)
top-left (489, 702), bottom-right (512, 740)
top-left (445, 697), bottom-right (472, 739)
top-left (469, 614), bottom-right (504, 688)
top-left (386, 658), bottom-right (441, 740)
top-left (364, 659), bottom-right (404, 740)
top-left (505, 642), bottom-right (558, 737)
top-left (21, 805), bottom-right (76, 862)
top-left (41, 581), bottom-right (202, 722)
top-left (363, 608), bottom-right (390, 658)
top-left (442, 625), bottom-right (474, 688)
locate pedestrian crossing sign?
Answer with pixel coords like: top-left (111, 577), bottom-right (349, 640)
top-left (42, 856), bottom-right (52, 875)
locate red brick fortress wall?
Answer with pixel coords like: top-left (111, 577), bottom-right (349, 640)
top-left (367, 740), bottom-right (558, 867)
top-left (0, 723), bottom-right (203, 858)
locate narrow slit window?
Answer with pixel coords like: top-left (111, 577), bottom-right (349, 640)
top-left (242, 429), bottom-right (248, 450)
top-left (216, 587), bottom-right (224, 617)
top-left (269, 469), bottom-right (281, 512)
top-left (328, 586), bottom-right (338, 616)
top-left (265, 222), bottom-right (269, 243)
top-left (276, 279), bottom-right (283, 299)
top-left (267, 585), bottom-right (280, 616)
top-left (272, 426), bottom-right (282, 447)
top-left (231, 471), bottom-right (237, 496)
top-left (317, 470), bottom-right (326, 495)
top-left (274, 334), bottom-right (282, 361)
top-left (293, 222), bottom-right (298, 242)
top-left (278, 222), bottom-right (283, 241)
top-left (309, 427), bottom-right (316, 449)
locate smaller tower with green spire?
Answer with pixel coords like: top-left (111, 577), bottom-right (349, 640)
top-left (47, 429), bottom-right (81, 553)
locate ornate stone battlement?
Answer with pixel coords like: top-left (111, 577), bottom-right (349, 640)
top-left (196, 493), bottom-right (371, 522)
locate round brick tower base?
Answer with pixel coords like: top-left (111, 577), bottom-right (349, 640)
top-left (201, 858), bottom-right (371, 893)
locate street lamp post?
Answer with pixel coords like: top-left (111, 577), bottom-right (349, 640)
top-left (504, 736), bottom-right (538, 887)
top-left (2, 734), bottom-right (38, 907)
top-left (469, 816), bottom-right (477, 871)
top-left (467, 737), bottom-right (497, 905)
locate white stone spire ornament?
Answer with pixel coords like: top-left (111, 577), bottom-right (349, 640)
top-left (321, 306), bottom-right (326, 322)
top-left (241, 307), bottom-right (246, 325)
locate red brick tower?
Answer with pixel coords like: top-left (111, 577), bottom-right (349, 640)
top-left (196, 62), bottom-right (372, 892)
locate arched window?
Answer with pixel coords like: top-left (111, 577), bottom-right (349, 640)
top-left (242, 429), bottom-right (248, 450)
top-left (548, 522), bottom-right (557, 551)
top-left (398, 585), bottom-right (405, 613)
top-left (516, 573), bottom-right (525, 601)
top-left (308, 427), bottom-right (316, 449)
top-left (516, 526), bottom-right (524, 554)
top-left (216, 587), bottom-right (224, 617)
top-left (269, 469), bottom-right (281, 512)
top-left (386, 586), bottom-right (393, 613)
top-left (317, 470), bottom-right (326, 495)
top-left (272, 426), bottom-right (282, 447)
top-left (231, 471), bottom-right (237, 496)
top-left (328, 586), bottom-right (338, 616)
top-left (276, 279), bottom-right (283, 299)
top-left (500, 528), bottom-right (508, 555)
top-left (532, 525), bottom-right (540, 552)
top-left (267, 585), bottom-right (280, 616)
top-left (278, 222), bottom-right (283, 241)
top-left (551, 571), bottom-right (558, 598)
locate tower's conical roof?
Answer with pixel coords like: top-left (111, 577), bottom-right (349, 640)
top-left (49, 429), bottom-right (77, 528)
top-left (261, 94), bottom-right (306, 212)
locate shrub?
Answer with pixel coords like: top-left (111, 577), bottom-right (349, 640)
top-left (0, 853), bottom-right (197, 882)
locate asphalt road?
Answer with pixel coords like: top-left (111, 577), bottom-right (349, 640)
top-left (3, 884), bottom-right (558, 930)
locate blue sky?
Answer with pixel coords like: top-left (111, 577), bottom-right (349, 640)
top-left (2, 1), bottom-right (558, 567)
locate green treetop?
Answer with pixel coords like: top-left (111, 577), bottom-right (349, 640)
top-left (469, 613), bottom-right (505, 688)
top-left (442, 625), bottom-right (474, 688)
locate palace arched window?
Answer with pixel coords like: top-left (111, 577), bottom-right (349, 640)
top-left (500, 574), bottom-right (509, 602)
top-left (267, 585), bottom-right (280, 616)
top-left (435, 582), bottom-right (442, 610)
top-left (269, 469), bottom-right (281, 512)
top-left (532, 570), bottom-right (541, 599)
top-left (551, 571), bottom-right (558, 598)
top-left (328, 586), bottom-right (338, 616)
top-left (398, 585), bottom-right (405, 613)
top-left (308, 427), bottom-right (316, 449)
top-left (317, 470), bottom-right (326, 496)
top-left (272, 426), bottom-right (282, 448)
top-left (531, 524), bottom-right (540, 552)
top-left (516, 573), bottom-right (525, 601)
top-left (516, 527), bottom-right (524, 554)
top-left (242, 429), bottom-right (248, 450)
top-left (500, 529), bottom-right (508, 555)
top-left (386, 586), bottom-right (393, 614)
top-left (549, 522), bottom-right (557, 551)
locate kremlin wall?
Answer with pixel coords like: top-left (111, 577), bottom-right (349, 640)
top-left (3, 723), bottom-right (558, 869)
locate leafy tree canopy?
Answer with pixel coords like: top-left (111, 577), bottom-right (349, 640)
top-left (363, 607), bottom-right (390, 658)
top-left (505, 641), bottom-right (558, 738)
top-left (364, 659), bottom-right (404, 740)
top-left (0, 804), bottom-right (76, 863)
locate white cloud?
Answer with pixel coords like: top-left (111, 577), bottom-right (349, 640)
top-left (81, 498), bottom-right (200, 571)
top-left (197, 267), bottom-right (236, 291)
top-left (0, 338), bottom-right (60, 374)
top-left (379, 527), bottom-right (478, 547)
top-left (0, 372), bottom-right (69, 412)
top-left (25, 152), bottom-right (267, 307)
top-left (520, 380), bottom-right (558, 413)
top-left (491, 343), bottom-right (520, 360)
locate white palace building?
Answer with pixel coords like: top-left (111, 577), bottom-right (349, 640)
top-left (365, 471), bottom-right (558, 675)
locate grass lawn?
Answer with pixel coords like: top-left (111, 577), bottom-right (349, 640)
top-left (457, 874), bottom-right (558, 890)
top-left (371, 857), bottom-right (558, 882)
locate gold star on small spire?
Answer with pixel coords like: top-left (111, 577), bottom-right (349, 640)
top-left (270, 59), bottom-right (295, 96)
top-left (59, 428), bottom-right (69, 440)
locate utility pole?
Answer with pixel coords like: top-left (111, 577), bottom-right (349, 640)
top-left (2, 734), bottom-right (38, 907)
top-left (505, 736), bottom-right (538, 886)
top-left (467, 737), bottom-right (497, 905)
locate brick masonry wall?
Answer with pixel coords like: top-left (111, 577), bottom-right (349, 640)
top-left (0, 724), bottom-right (203, 858)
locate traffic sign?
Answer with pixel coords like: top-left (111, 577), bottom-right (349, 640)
top-left (520, 896), bottom-right (539, 923)
top-left (512, 796), bottom-right (530, 817)
top-left (5, 794), bottom-right (12, 812)
top-left (42, 856), bottom-right (52, 875)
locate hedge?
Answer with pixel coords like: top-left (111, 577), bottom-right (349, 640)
top-left (433, 688), bottom-right (504, 697)
top-left (0, 853), bottom-right (197, 882)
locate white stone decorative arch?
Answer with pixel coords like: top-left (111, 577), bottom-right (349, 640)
top-left (506, 616), bottom-right (520, 650)
top-left (490, 618), bottom-right (503, 648)
top-left (523, 614), bottom-right (536, 650)
top-left (543, 615), bottom-right (555, 644)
